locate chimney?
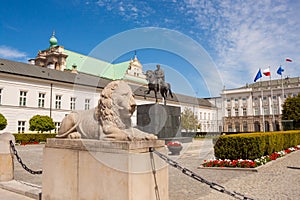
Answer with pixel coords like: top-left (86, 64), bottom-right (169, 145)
top-left (28, 59), bottom-right (35, 65)
top-left (71, 64), bottom-right (78, 74)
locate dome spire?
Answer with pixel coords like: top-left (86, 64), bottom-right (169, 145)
top-left (49, 30), bottom-right (58, 48)
top-left (134, 50), bottom-right (137, 60)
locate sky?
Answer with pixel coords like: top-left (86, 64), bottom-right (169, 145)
top-left (1, 0), bottom-right (300, 98)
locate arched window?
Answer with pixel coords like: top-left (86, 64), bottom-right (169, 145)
top-left (254, 121), bottom-right (260, 132)
top-left (228, 123), bottom-right (233, 132)
top-left (265, 121), bottom-right (270, 132)
top-left (235, 122), bottom-right (240, 132)
top-left (243, 121), bottom-right (248, 132)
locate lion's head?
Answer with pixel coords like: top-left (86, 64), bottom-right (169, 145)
top-left (96, 80), bottom-right (136, 129)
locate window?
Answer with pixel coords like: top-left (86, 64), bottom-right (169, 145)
top-left (228, 123), bottom-right (233, 132)
top-left (243, 121), bottom-right (248, 132)
top-left (19, 91), bottom-right (27, 106)
top-left (208, 113), bottom-right (210, 120)
top-left (54, 122), bottom-right (61, 133)
top-left (264, 107), bottom-right (269, 115)
top-left (273, 107), bottom-right (278, 115)
top-left (227, 109), bottom-right (231, 117)
top-left (254, 107), bottom-right (259, 116)
top-left (38, 93), bottom-right (45, 108)
top-left (263, 96), bottom-right (267, 102)
top-left (204, 113), bottom-right (206, 120)
top-left (235, 108), bottom-right (239, 116)
top-left (234, 98), bottom-right (238, 104)
top-left (18, 121), bottom-right (26, 133)
top-left (226, 99), bottom-right (230, 102)
top-left (199, 112), bottom-right (202, 120)
top-left (242, 97), bottom-right (247, 102)
top-left (55, 95), bottom-right (62, 109)
top-left (0, 88), bottom-right (2, 104)
top-left (70, 97), bottom-right (76, 110)
top-left (85, 99), bottom-right (90, 110)
top-left (235, 122), bottom-right (240, 132)
top-left (243, 108), bottom-right (247, 116)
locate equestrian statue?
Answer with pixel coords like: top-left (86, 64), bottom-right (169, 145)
top-left (144, 64), bottom-right (173, 104)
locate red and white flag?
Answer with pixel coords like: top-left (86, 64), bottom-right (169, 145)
top-left (263, 68), bottom-right (270, 76)
top-left (286, 58), bottom-right (293, 62)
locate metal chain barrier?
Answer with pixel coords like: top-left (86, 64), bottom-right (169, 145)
top-left (9, 140), bottom-right (43, 175)
top-left (149, 147), bottom-right (255, 200)
top-left (150, 151), bottom-right (161, 200)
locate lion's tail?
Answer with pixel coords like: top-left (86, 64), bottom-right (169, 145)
top-left (55, 113), bottom-right (80, 138)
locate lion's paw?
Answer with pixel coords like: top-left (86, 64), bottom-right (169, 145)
top-left (68, 132), bottom-right (81, 139)
top-left (145, 134), bottom-right (158, 140)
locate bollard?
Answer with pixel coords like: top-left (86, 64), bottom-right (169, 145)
top-left (0, 132), bottom-right (15, 182)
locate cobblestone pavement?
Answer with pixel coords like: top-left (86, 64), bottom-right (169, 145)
top-left (13, 139), bottom-right (300, 200)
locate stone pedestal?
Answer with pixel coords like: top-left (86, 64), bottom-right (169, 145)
top-left (42, 138), bottom-right (168, 200)
top-left (0, 132), bottom-right (15, 182)
top-left (137, 104), bottom-right (181, 139)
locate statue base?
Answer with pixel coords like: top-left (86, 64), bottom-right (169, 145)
top-left (0, 133), bottom-right (15, 182)
top-left (42, 138), bottom-right (168, 200)
top-left (137, 104), bottom-right (181, 138)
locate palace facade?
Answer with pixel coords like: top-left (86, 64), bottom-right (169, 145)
top-left (221, 77), bottom-right (300, 132)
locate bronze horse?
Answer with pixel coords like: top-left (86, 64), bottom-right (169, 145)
top-left (144, 70), bottom-right (173, 103)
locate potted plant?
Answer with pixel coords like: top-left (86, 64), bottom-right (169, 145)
top-left (167, 141), bottom-right (183, 155)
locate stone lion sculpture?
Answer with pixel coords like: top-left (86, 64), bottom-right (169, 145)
top-left (56, 80), bottom-right (157, 141)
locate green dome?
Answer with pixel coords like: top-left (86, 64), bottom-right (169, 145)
top-left (49, 32), bottom-right (58, 47)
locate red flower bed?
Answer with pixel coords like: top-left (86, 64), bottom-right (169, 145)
top-left (21, 141), bottom-right (40, 146)
top-left (166, 141), bottom-right (182, 147)
top-left (202, 145), bottom-right (300, 168)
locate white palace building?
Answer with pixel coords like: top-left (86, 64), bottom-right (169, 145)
top-left (0, 33), bottom-right (218, 134)
top-left (221, 77), bottom-right (300, 132)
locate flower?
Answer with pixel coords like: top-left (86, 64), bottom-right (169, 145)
top-left (202, 145), bottom-right (300, 168)
top-left (166, 141), bottom-right (182, 147)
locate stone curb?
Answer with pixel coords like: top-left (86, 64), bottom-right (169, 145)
top-left (0, 180), bottom-right (41, 200)
top-left (197, 150), bottom-right (299, 172)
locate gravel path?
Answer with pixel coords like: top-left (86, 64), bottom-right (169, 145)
top-left (13, 139), bottom-right (300, 200)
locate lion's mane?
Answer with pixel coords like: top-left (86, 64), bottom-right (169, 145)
top-left (95, 81), bottom-right (131, 130)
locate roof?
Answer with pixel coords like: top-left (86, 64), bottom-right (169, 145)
top-left (132, 85), bottom-right (214, 108)
top-left (0, 58), bottom-right (111, 89)
top-left (64, 49), bottom-right (131, 80)
top-left (0, 58), bottom-right (213, 108)
top-left (240, 77), bottom-right (300, 88)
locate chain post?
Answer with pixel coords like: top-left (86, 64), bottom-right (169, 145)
top-left (9, 140), bottom-right (42, 175)
top-left (151, 147), bottom-right (255, 200)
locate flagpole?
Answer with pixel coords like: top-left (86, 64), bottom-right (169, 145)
top-left (269, 66), bottom-right (275, 131)
top-left (281, 73), bottom-right (284, 98)
top-left (260, 74), bottom-right (265, 133)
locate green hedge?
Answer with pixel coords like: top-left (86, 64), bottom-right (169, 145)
top-left (13, 133), bottom-right (57, 144)
top-left (214, 131), bottom-right (300, 160)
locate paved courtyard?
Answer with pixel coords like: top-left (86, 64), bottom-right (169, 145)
top-left (10, 139), bottom-right (300, 200)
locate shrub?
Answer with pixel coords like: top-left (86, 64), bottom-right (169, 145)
top-left (0, 113), bottom-right (7, 130)
top-left (13, 133), bottom-right (57, 144)
top-left (214, 131), bottom-right (300, 160)
top-left (29, 115), bottom-right (55, 133)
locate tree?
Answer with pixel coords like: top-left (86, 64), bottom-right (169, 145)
top-left (0, 113), bottom-right (7, 130)
top-left (180, 107), bottom-right (199, 132)
top-left (282, 94), bottom-right (300, 130)
top-left (29, 115), bottom-right (55, 133)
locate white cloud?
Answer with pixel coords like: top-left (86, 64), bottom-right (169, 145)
top-left (0, 46), bottom-right (27, 59)
top-left (91, 0), bottom-right (300, 89)
top-left (182, 0), bottom-right (300, 88)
